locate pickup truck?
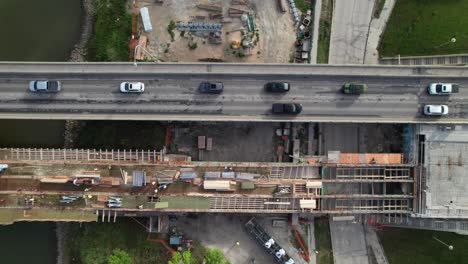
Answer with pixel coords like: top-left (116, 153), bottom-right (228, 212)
top-left (427, 83), bottom-right (459, 95)
top-left (29, 80), bottom-right (61, 92)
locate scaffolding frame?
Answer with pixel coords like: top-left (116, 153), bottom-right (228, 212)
top-left (4, 148), bottom-right (164, 163)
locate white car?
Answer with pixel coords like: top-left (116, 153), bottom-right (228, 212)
top-left (427, 83), bottom-right (459, 95)
top-left (423, 105), bottom-right (449, 116)
top-left (120, 82), bottom-right (145, 93)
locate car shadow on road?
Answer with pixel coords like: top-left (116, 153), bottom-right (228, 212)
top-left (334, 94), bottom-right (360, 108)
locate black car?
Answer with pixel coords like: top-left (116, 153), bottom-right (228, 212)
top-left (264, 82), bottom-right (290, 93)
top-left (199, 82), bottom-right (224, 94)
top-left (272, 103), bottom-right (302, 114)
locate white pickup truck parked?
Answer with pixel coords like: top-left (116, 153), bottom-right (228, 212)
top-left (427, 83), bottom-right (459, 95)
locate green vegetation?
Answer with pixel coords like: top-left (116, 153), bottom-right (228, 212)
top-left (87, 0), bottom-right (131, 61)
top-left (373, 0), bottom-right (386, 18)
top-left (295, 0), bottom-right (311, 13)
top-left (0, 208), bottom-right (96, 224)
top-left (168, 20), bottom-right (176, 42)
top-left (314, 218), bottom-right (333, 264)
top-left (204, 248), bottom-right (230, 264)
top-left (189, 42), bottom-right (198, 50)
top-left (168, 251), bottom-right (192, 264)
top-left (379, 0), bottom-right (468, 57)
top-left (108, 249), bottom-right (133, 264)
top-left (74, 121), bottom-right (166, 150)
top-left (160, 197), bottom-right (211, 210)
top-left (317, 0), bottom-right (333, 63)
top-left (69, 220), bottom-right (172, 264)
top-left (379, 227), bottom-right (468, 264)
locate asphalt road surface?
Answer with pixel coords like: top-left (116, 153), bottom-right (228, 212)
top-left (0, 72), bottom-right (467, 123)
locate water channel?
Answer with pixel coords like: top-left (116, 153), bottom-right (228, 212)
top-left (0, 0), bottom-right (82, 61)
top-left (0, 0), bottom-right (83, 262)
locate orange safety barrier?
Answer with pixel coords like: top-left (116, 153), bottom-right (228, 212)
top-left (292, 225), bottom-right (310, 262)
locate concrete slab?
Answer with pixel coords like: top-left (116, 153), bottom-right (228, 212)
top-left (329, 0), bottom-right (375, 64)
top-left (329, 220), bottom-right (369, 264)
top-left (419, 124), bottom-right (468, 218)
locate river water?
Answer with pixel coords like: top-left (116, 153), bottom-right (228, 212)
top-left (0, 222), bottom-right (57, 264)
top-left (0, 0), bottom-right (82, 61)
top-left (0, 0), bottom-right (82, 263)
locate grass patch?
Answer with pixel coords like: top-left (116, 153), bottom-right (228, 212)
top-left (379, 0), bottom-right (468, 57)
top-left (314, 218), bottom-right (333, 264)
top-left (74, 121), bottom-right (166, 150)
top-left (317, 0), bottom-right (333, 63)
top-left (0, 208), bottom-right (96, 224)
top-left (87, 0), bottom-right (131, 61)
top-left (373, 0), bottom-right (386, 18)
top-left (160, 197), bottom-right (210, 210)
top-left (68, 219), bottom-right (172, 264)
top-left (379, 227), bottom-right (468, 264)
top-left (295, 0), bottom-right (312, 13)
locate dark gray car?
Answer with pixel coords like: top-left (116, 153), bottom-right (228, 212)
top-left (199, 82), bottom-right (223, 94)
top-left (272, 103), bottom-right (302, 114)
top-left (264, 82), bottom-right (290, 93)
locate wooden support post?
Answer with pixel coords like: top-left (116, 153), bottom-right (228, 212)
top-left (76, 149), bottom-right (78, 160)
top-left (63, 149), bottom-right (66, 161)
top-left (124, 149), bottom-right (126, 161)
top-left (40, 149), bottom-right (43, 160)
top-left (28, 148), bottom-right (31, 160)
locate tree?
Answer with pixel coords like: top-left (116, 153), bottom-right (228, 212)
top-left (168, 251), bottom-right (192, 264)
top-left (182, 251), bottom-right (192, 264)
top-left (204, 248), bottom-right (229, 264)
top-left (168, 252), bottom-right (182, 264)
top-left (107, 249), bottom-right (132, 264)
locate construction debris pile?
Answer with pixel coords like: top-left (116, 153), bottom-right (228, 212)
top-left (294, 9), bottom-right (313, 63)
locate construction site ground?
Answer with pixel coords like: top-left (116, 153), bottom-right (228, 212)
top-left (320, 123), bottom-right (403, 154)
top-left (0, 161), bottom-right (278, 215)
top-left (173, 214), bottom-right (309, 264)
top-left (172, 122), bottom-right (280, 162)
top-left (136, 0), bottom-right (296, 63)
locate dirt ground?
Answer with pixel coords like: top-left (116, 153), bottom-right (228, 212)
top-left (320, 123), bottom-right (403, 154)
top-left (135, 0), bottom-right (296, 62)
top-left (171, 122), bottom-right (280, 162)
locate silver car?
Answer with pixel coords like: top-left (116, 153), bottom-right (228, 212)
top-left (29, 80), bottom-right (61, 92)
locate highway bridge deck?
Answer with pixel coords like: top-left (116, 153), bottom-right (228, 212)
top-left (0, 62), bottom-right (467, 123)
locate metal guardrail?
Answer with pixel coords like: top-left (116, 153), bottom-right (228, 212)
top-left (380, 54), bottom-right (468, 66)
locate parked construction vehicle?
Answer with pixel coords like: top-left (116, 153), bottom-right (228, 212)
top-left (245, 218), bottom-right (295, 264)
